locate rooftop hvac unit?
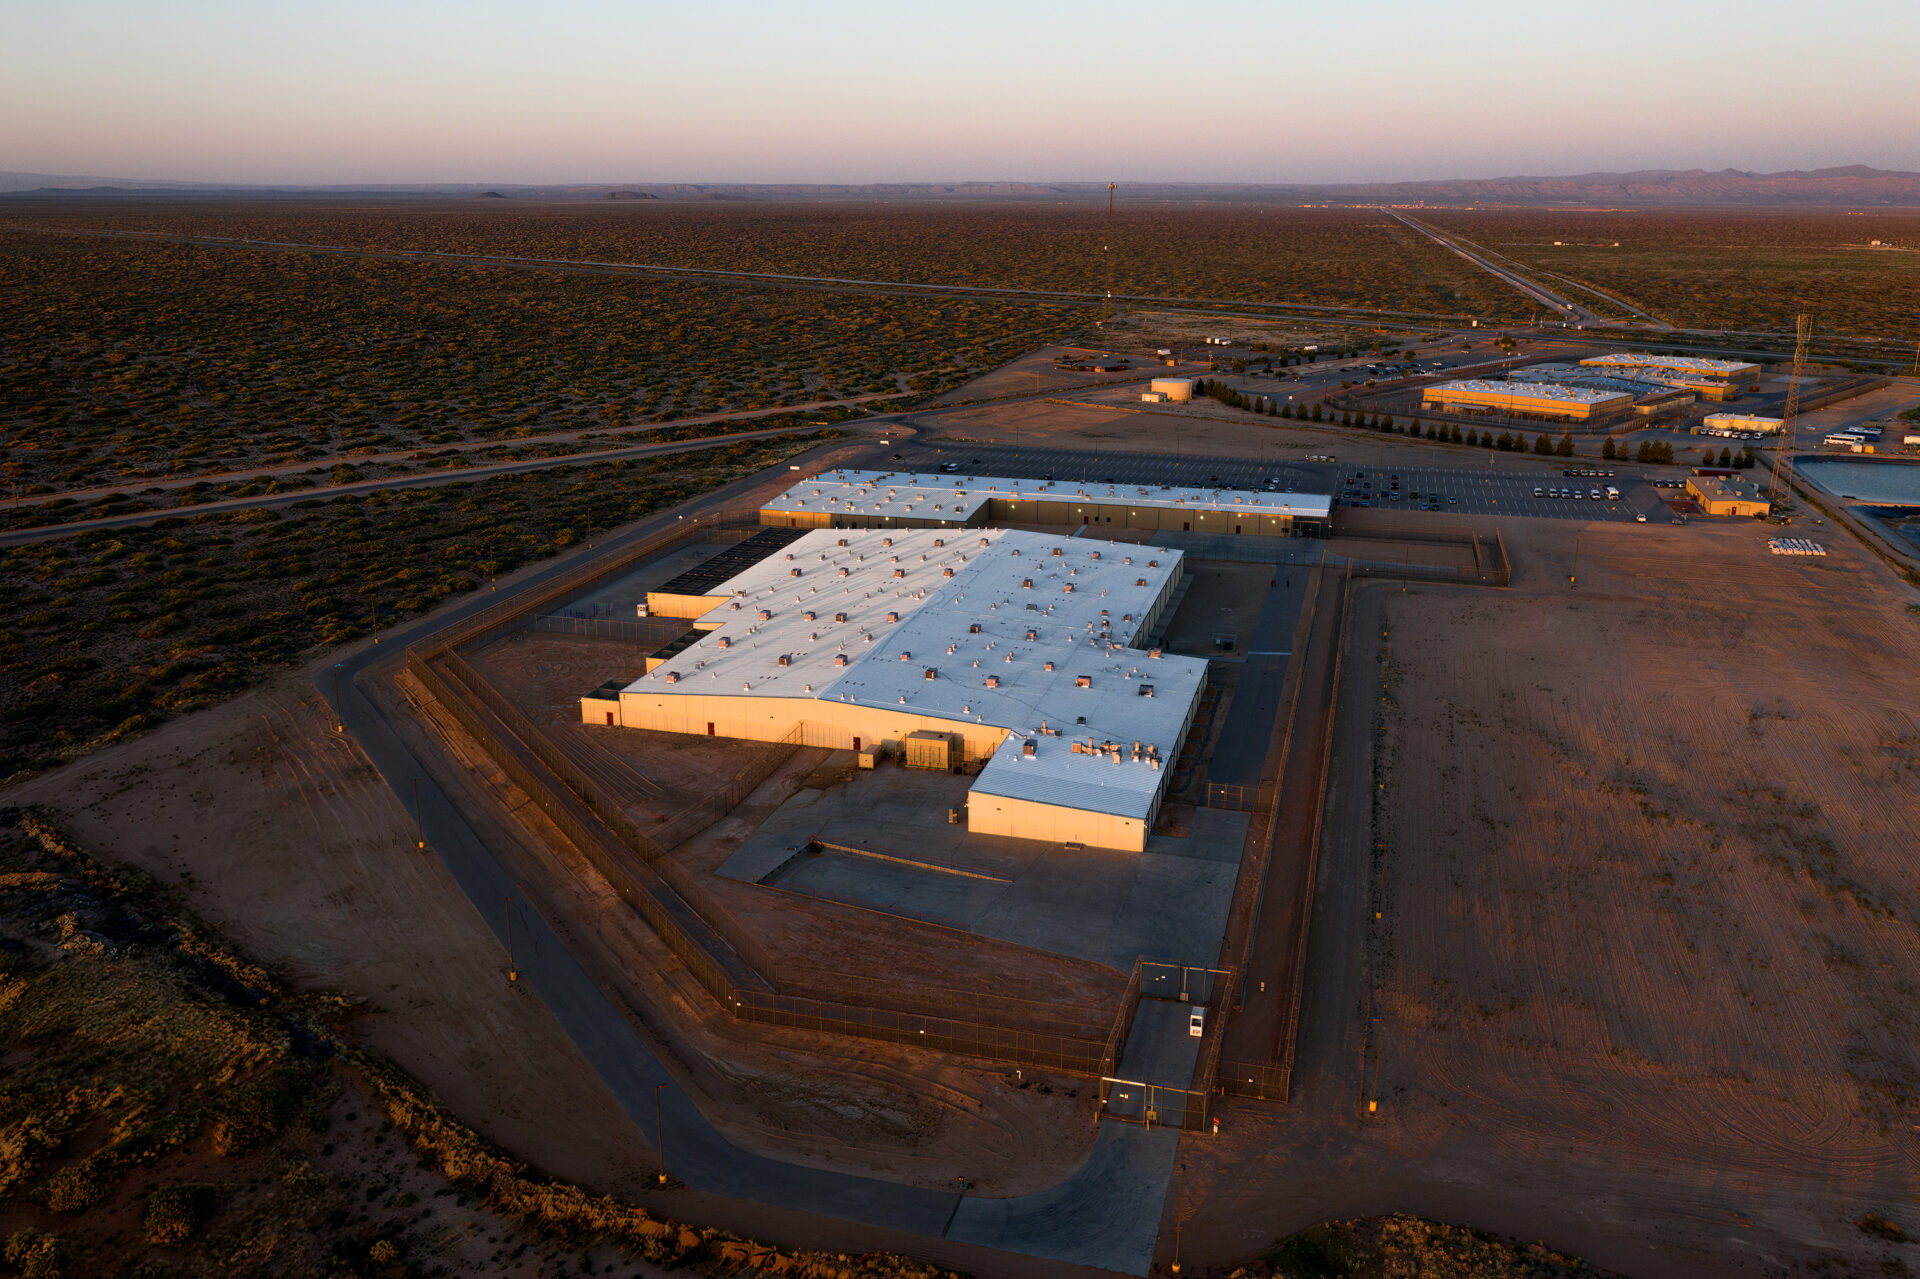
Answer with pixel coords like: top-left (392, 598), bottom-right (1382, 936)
top-left (833, 654), bottom-right (849, 667)
top-left (1075, 675), bottom-right (1092, 688)
top-left (837, 567), bottom-right (849, 577)
top-left (985, 675), bottom-right (1001, 688)
top-left (717, 637), bottom-right (731, 649)
top-left (1052, 547), bottom-right (1063, 557)
top-left (1063, 583), bottom-right (1075, 593)
top-left (894, 568), bottom-right (905, 578)
top-left (1136, 578), bottom-right (1147, 587)
top-left (1139, 684), bottom-right (1155, 697)
top-left (757, 610), bottom-right (771, 621)
top-left (886, 611), bottom-right (899, 623)
top-left (1148, 560), bottom-right (1159, 568)
top-left (790, 568), bottom-right (801, 577)
top-left (777, 654), bottom-right (791, 667)
top-left (1025, 629), bottom-right (1037, 640)
top-left (1022, 578), bottom-right (1033, 588)
top-left (969, 623), bottom-right (981, 634)
top-left (803, 611), bottom-right (815, 621)
top-left (1090, 551), bottom-right (1101, 560)
top-left (834, 612), bottom-right (848, 623)
top-left (1148, 648), bottom-right (1162, 659)
top-left (943, 567), bottom-right (954, 578)
top-left (934, 538), bottom-right (944, 547)
top-left (663, 671), bottom-right (681, 684)
top-left (1043, 661), bottom-right (1055, 671)
top-left (924, 667), bottom-right (937, 680)
top-left (1021, 739), bottom-right (1036, 757)
top-left (899, 651), bottom-right (911, 661)
top-left (837, 538), bottom-right (848, 546)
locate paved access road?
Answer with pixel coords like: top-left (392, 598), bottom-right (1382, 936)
top-left (322, 472), bottom-right (1181, 1277)
top-left (1386, 211), bottom-right (1604, 327)
top-left (0, 424), bottom-right (844, 549)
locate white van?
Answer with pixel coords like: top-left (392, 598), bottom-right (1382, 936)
top-left (1189, 1007), bottom-right (1205, 1038)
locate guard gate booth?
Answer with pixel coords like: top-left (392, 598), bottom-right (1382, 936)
top-left (903, 729), bottom-right (958, 772)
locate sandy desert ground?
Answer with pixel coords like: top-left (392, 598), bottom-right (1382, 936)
top-left (1171, 510), bottom-right (1920, 1277)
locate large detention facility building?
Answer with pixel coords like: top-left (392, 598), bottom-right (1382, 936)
top-left (1420, 379), bottom-right (1633, 422)
top-left (1578, 353), bottom-right (1761, 400)
top-left (758, 468), bottom-right (1332, 538)
top-left (585, 527), bottom-right (1207, 851)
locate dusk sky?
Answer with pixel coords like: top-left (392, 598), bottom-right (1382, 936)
top-left (5, 0), bottom-right (1917, 186)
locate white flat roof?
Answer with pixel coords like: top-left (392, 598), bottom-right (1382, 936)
top-left (1703, 412), bottom-right (1783, 425)
top-left (625, 528), bottom-right (1208, 821)
top-left (1581, 353), bottom-right (1760, 376)
top-left (1426, 379), bottom-right (1633, 405)
top-left (762, 468), bottom-right (1333, 523)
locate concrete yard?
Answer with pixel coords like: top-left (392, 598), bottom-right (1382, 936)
top-left (720, 765), bottom-right (1248, 972)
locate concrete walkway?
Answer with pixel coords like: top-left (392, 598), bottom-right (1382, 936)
top-left (322, 484), bottom-right (1182, 1275)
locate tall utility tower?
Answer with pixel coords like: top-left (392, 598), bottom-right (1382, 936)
top-left (1101, 183), bottom-right (1117, 319)
top-left (1768, 313), bottom-right (1812, 516)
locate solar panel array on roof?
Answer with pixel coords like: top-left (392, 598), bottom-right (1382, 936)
top-left (651, 526), bottom-right (807, 599)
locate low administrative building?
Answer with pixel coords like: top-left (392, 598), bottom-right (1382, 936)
top-left (1579, 354), bottom-right (1760, 400)
top-left (589, 527), bottom-right (1207, 851)
top-left (760, 469), bottom-right (1331, 537)
top-left (1686, 474), bottom-right (1771, 517)
top-left (1702, 412), bottom-right (1783, 434)
top-left (1421, 379), bottom-right (1632, 422)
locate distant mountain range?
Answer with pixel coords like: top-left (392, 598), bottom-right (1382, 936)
top-left (4, 167), bottom-right (1918, 206)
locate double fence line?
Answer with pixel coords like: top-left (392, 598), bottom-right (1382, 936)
top-left (405, 509), bottom-right (1112, 1074)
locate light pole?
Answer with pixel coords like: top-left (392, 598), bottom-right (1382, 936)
top-left (411, 777), bottom-right (425, 850)
top-left (1571, 531), bottom-right (1581, 589)
top-left (655, 1083), bottom-right (668, 1185)
top-left (1170, 1161), bottom-right (1187, 1274)
top-left (504, 896), bottom-right (517, 983)
top-left (332, 664), bottom-right (344, 733)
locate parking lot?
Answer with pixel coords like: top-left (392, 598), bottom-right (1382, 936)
top-left (1333, 464), bottom-right (1652, 523)
top-left (896, 443), bottom-right (1655, 524)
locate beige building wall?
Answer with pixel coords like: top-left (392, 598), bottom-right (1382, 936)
top-left (645, 590), bottom-right (731, 619)
top-left (1685, 477), bottom-right (1770, 518)
top-left (967, 791), bottom-right (1148, 852)
top-left (614, 689), bottom-right (1013, 761)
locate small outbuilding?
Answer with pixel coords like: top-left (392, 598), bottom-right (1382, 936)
top-left (1686, 474), bottom-right (1770, 518)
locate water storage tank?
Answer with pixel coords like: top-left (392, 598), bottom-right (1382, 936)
top-left (1150, 377), bottom-right (1195, 403)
